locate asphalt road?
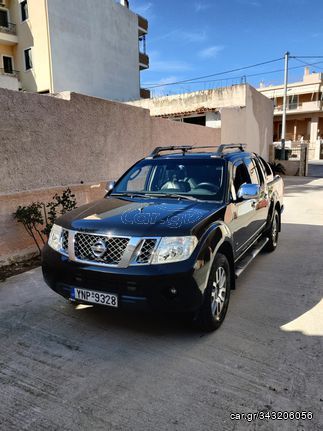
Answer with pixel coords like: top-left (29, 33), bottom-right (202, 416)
top-left (0, 177), bottom-right (322, 431)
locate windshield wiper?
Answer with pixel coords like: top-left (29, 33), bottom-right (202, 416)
top-left (159, 193), bottom-right (200, 201)
top-left (111, 192), bottom-right (200, 201)
top-left (110, 192), bottom-right (151, 199)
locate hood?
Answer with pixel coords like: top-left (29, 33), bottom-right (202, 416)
top-left (57, 196), bottom-right (225, 238)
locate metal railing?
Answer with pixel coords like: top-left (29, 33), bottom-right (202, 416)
top-left (275, 100), bottom-right (322, 113)
top-left (0, 68), bottom-right (19, 79)
top-left (0, 22), bottom-right (16, 35)
top-left (137, 14), bottom-right (148, 33)
top-left (139, 52), bottom-right (149, 69)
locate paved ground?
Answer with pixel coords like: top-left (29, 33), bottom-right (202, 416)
top-left (308, 160), bottom-right (323, 177)
top-left (0, 177), bottom-right (322, 431)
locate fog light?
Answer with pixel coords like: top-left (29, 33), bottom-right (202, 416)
top-left (170, 287), bottom-right (177, 295)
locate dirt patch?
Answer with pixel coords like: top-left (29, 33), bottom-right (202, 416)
top-left (0, 256), bottom-right (41, 282)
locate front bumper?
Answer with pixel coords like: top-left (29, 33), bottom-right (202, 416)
top-left (42, 245), bottom-right (205, 313)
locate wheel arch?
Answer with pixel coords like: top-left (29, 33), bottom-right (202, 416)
top-left (216, 241), bottom-right (236, 290)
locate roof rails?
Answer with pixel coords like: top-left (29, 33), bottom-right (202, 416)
top-left (147, 145), bottom-right (218, 158)
top-left (217, 144), bottom-right (246, 154)
top-left (146, 144), bottom-right (246, 159)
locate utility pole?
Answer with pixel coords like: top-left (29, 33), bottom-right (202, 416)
top-left (281, 51), bottom-right (289, 159)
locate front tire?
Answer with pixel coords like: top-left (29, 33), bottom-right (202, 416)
top-left (196, 253), bottom-right (231, 332)
top-left (265, 209), bottom-right (279, 252)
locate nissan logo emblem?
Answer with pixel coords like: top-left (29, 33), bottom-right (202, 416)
top-left (91, 239), bottom-right (107, 258)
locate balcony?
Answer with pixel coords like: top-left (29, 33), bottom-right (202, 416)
top-left (138, 14), bottom-right (148, 36)
top-left (0, 68), bottom-right (20, 91)
top-left (0, 22), bottom-right (18, 45)
top-left (140, 88), bottom-right (151, 99)
top-left (139, 52), bottom-right (149, 70)
top-left (274, 100), bottom-right (323, 115)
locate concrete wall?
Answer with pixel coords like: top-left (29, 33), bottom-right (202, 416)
top-left (128, 84), bottom-right (273, 159)
top-left (0, 87), bottom-right (220, 265)
top-left (221, 86), bottom-right (273, 160)
top-left (129, 85), bottom-right (247, 116)
top-left (47, 0), bottom-right (140, 100)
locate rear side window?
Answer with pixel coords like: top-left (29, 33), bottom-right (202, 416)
top-left (244, 158), bottom-right (260, 185)
top-left (253, 158), bottom-right (265, 185)
top-left (259, 156), bottom-right (273, 178)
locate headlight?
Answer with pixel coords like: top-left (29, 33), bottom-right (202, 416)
top-left (152, 236), bottom-right (198, 264)
top-left (48, 224), bottom-right (63, 252)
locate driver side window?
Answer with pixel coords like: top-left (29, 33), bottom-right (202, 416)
top-left (233, 162), bottom-right (251, 196)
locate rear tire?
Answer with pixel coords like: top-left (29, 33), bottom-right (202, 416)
top-left (265, 209), bottom-right (279, 252)
top-left (195, 253), bottom-right (231, 332)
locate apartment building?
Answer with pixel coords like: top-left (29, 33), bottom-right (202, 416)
top-left (258, 67), bottom-right (323, 160)
top-left (0, 0), bottom-right (149, 100)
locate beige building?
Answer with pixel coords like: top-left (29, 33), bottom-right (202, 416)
top-left (258, 68), bottom-right (323, 160)
top-left (128, 84), bottom-right (274, 159)
top-left (0, 0), bottom-right (149, 100)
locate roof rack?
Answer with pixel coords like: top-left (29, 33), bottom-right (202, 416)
top-left (217, 144), bottom-right (246, 154)
top-left (146, 144), bottom-right (246, 159)
top-left (147, 145), bottom-right (218, 158)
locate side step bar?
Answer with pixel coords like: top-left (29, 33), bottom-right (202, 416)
top-left (235, 237), bottom-right (269, 278)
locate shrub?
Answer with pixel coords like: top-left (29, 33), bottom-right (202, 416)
top-left (13, 188), bottom-right (77, 255)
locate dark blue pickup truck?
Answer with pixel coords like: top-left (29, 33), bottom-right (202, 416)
top-left (42, 144), bottom-right (284, 331)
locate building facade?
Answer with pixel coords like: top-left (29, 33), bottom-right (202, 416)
top-left (258, 68), bottom-right (323, 160)
top-left (0, 0), bottom-right (149, 100)
top-left (128, 84), bottom-right (273, 159)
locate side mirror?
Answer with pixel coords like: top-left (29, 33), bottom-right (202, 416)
top-left (237, 183), bottom-right (260, 200)
top-left (105, 180), bottom-right (115, 193)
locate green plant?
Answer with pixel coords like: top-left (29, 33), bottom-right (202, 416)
top-left (269, 161), bottom-right (286, 175)
top-left (42, 188), bottom-right (77, 236)
top-left (13, 188), bottom-right (77, 255)
top-left (13, 203), bottom-right (45, 255)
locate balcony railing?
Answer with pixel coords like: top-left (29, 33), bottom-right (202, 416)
top-left (0, 22), bottom-right (16, 35)
top-left (0, 68), bottom-right (19, 79)
top-left (275, 100), bottom-right (322, 113)
top-left (138, 14), bottom-right (148, 35)
top-left (139, 52), bottom-right (149, 70)
top-left (140, 88), bottom-right (151, 99)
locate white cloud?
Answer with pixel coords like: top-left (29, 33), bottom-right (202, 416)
top-left (195, 2), bottom-right (211, 12)
top-left (199, 45), bottom-right (224, 59)
top-left (151, 29), bottom-right (207, 44)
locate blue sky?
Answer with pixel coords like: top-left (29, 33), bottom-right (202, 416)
top-left (131, 0), bottom-right (323, 96)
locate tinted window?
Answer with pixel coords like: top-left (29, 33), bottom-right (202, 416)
top-left (253, 158), bottom-right (265, 185)
top-left (259, 156), bottom-right (273, 178)
top-left (24, 48), bottom-right (32, 70)
top-left (244, 158), bottom-right (260, 185)
top-left (113, 158), bottom-right (226, 202)
top-left (21, 0), bottom-right (28, 21)
top-left (233, 162), bottom-right (251, 194)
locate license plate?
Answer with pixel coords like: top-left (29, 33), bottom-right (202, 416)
top-left (72, 288), bottom-right (118, 308)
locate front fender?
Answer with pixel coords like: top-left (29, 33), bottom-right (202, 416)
top-left (193, 222), bottom-right (234, 294)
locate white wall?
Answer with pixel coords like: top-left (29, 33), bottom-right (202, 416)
top-left (0, 74), bottom-right (19, 91)
top-left (46, 0), bottom-right (140, 101)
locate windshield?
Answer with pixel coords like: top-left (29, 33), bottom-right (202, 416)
top-left (111, 157), bottom-right (227, 202)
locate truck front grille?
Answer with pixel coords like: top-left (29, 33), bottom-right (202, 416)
top-left (137, 239), bottom-right (157, 263)
top-left (74, 233), bottom-right (129, 265)
top-left (61, 229), bottom-right (69, 253)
